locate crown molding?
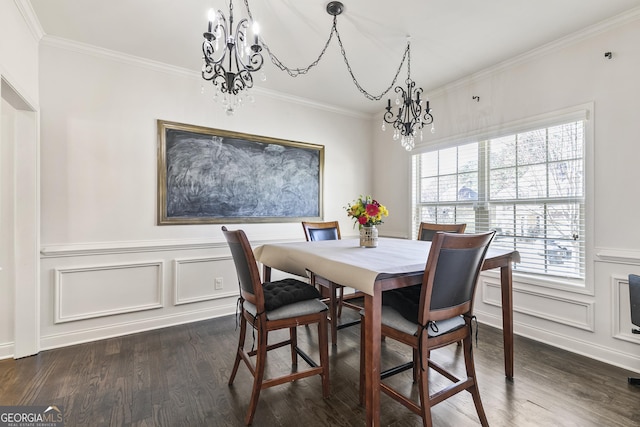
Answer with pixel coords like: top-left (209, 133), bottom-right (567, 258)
top-left (253, 85), bottom-right (370, 119)
top-left (41, 35), bottom-right (196, 78)
top-left (428, 6), bottom-right (640, 98)
top-left (15, 0), bottom-right (45, 41)
top-left (40, 35), bottom-right (369, 120)
top-left (20, 2), bottom-right (640, 122)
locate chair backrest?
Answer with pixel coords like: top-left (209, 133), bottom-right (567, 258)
top-left (221, 226), bottom-right (264, 309)
top-left (302, 221), bottom-right (341, 241)
top-left (419, 231), bottom-right (495, 323)
top-left (630, 274), bottom-right (640, 327)
top-left (418, 222), bottom-right (466, 242)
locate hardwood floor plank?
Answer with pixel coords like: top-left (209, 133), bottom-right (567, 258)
top-left (1, 315), bottom-right (639, 426)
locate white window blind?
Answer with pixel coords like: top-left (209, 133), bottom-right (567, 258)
top-left (412, 120), bottom-right (585, 280)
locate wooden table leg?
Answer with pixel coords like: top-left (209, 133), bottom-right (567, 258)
top-left (363, 290), bottom-right (382, 427)
top-left (262, 265), bottom-right (271, 282)
top-left (500, 263), bottom-right (514, 379)
top-left (329, 283), bottom-right (338, 345)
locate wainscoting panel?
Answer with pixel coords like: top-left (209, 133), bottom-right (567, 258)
top-left (173, 255), bottom-right (238, 305)
top-left (481, 278), bottom-right (595, 331)
top-left (54, 261), bottom-right (164, 323)
top-left (611, 274), bottom-right (640, 344)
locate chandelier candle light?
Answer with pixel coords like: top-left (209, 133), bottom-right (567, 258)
top-left (346, 196), bottom-right (389, 248)
top-left (202, 0), bottom-right (264, 115)
top-left (382, 39), bottom-right (434, 151)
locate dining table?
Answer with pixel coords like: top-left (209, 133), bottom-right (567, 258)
top-left (254, 236), bottom-right (519, 427)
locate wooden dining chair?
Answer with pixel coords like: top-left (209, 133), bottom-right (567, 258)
top-left (302, 220), bottom-right (341, 242)
top-left (417, 222), bottom-right (467, 241)
top-left (418, 222), bottom-right (467, 350)
top-left (360, 231), bottom-right (495, 426)
top-left (302, 221), bottom-right (361, 345)
top-left (222, 226), bottom-right (330, 425)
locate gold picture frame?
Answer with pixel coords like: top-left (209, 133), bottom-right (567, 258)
top-left (157, 120), bottom-right (324, 225)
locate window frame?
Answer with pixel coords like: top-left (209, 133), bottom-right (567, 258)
top-left (410, 104), bottom-right (594, 295)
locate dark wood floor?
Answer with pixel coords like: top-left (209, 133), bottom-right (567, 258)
top-left (1, 310), bottom-right (639, 426)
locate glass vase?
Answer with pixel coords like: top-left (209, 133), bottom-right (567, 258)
top-left (359, 225), bottom-right (378, 248)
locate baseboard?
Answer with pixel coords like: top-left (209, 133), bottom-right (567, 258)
top-left (475, 311), bottom-right (640, 375)
top-left (39, 304), bottom-right (237, 352)
top-left (0, 342), bottom-right (15, 360)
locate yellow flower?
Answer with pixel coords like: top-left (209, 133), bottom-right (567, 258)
top-left (345, 195), bottom-right (389, 227)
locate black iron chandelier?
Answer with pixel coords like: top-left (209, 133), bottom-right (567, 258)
top-left (202, 0), bottom-right (264, 115)
top-left (201, 0), bottom-right (434, 149)
top-left (382, 40), bottom-right (434, 151)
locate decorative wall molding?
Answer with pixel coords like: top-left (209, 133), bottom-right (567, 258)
top-left (54, 261), bottom-right (164, 323)
top-left (42, 238), bottom-right (228, 258)
top-left (14, 0), bottom-right (45, 42)
top-left (39, 35), bottom-right (369, 120)
top-left (611, 274), bottom-right (640, 344)
top-left (431, 6), bottom-right (640, 98)
top-left (40, 237), bottom-right (302, 258)
top-left (42, 35), bottom-right (195, 78)
top-left (481, 278), bottom-right (595, 331)
top-left (596, 248), bottom-right (640, 264)
top-left (173, 255), bottom-right (238, 305)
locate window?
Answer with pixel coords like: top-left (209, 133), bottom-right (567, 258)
top-left (412, 119), bottom-right (585, 281)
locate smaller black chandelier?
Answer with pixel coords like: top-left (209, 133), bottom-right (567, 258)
top-left (382, 41), bottom-right (434, 151)
top-left (202, 0), bottom-right (264, 115)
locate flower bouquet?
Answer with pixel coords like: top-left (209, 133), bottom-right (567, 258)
top-left (346, 196), bottom-right (389, 247)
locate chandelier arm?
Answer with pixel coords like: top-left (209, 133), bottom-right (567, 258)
top-left (232, 18), bottom-right (264, 72)
top-left (409, 87), bottom-right (423, 125)
top-left (383, 86), bottom-right (405, 124)
top-left (423, 110), bottom-right (434, 125)
top-left (202, 11), bottom-right (229, 67)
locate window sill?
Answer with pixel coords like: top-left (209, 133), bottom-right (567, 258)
top-left (482, 269), bottom-right (590, 295)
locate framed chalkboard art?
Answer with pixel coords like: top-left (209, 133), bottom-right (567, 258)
top-left (157, 120), bottom-right (324, 225)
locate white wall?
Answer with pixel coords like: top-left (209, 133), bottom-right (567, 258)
top-left (0, 0), bottom-right (41, 359)
top-left (36, 39), bottom-right (373, 351)
top-left (6, 0), bottom-right (640, 375)
top-left (373, 12), bottom-right (640, 372)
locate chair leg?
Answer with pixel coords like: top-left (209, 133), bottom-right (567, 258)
top-left (359, 313), bottom-right (365, 406)
top-left (318, 312), bottom-right (330, 398)
top-left (629, 377), bottom-right (640, 385)
top-left (463, 337), bottom-right (489, 427)
top-left (337, 285), bottom-right (344, 318)
top-left (228, 314), bottom-right (247, 386)
top-left (290, 326), bottom-right (298, 365)
top-left (245, 325), bottom-right (268, 426)
top-left (413, 342), bottom-right (433, 427)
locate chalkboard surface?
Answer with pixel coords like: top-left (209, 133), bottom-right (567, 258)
top-left (157, 121), bottom-right (323, 224)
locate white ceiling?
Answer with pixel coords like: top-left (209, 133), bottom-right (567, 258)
top-left (28, 0), bottom-right (640, 114)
